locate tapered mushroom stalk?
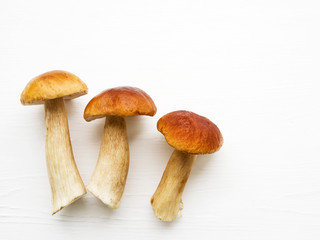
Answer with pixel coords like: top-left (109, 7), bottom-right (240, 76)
top-left (151, 150), bottom-right (196, 221)
top-left (45, 98), bottom-right (86, 214)
top-left (21, 70), bottom-right (88, 214)
top-left (84, 86), bottom-right (156, 209)
top-left (87, 116), bottom-right (129, 209)
top-left (151, 110), bottom-right (223, 222)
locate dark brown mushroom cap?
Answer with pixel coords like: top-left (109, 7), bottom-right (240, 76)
top-left (84, 86), bottom-right (157, 121)
top-left (157, 110), bottom-right (223, 154)
top-left (20, 70), bottom-right (88, 105)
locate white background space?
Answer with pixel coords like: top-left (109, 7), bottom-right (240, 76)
top-left (1, 0), bottom-right (320, 239)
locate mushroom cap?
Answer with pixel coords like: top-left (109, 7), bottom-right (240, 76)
top-left (20, 70), bottom-right (88, 105)
top-left (84, 86), bottom-right (157, 121)
top-left (157, 110), bottom-right (223, 154)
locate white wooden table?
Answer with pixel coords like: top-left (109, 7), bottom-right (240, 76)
top-left (1, 0), bottom-right (320, 239)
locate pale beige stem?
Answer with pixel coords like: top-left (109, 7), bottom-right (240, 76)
top-left (45, 98), bottom-right (86, 215)
top-left (151, 149), bottom-right (196, 221)
top-left (87, 116), bottom-right (129, 209)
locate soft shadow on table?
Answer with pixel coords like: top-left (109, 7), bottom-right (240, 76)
top-left (35, 106), bottom-right (45, 132)
top-left (55, 195), bottom-right (116, 221)
top-left (146, 207), bottom-right (186, 229)
top-left (191, 153), bottom-right (218, 177)
top-left (64, 99), bottom-right (78, 117)
top-left (88, 119), bottom-right (105, 143)
top-left (126, 116), bottom-right (144, 142)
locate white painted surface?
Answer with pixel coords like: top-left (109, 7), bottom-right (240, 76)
top-left (1, 0), bottom-right (320, 239)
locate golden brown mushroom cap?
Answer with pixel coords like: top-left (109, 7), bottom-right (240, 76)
top-left (157, 110), bottom-right (223, 154)
top-left (84, 86), bottom-right (157, 121)
top-left (20, 70), bottom-right (88, 105)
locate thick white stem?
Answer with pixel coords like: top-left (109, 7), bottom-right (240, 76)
top-left (87, 116), bottom-right (129, 209)
top-left (45, 98), bottom-right (86, 215)
top-left (151, 149), bottom-right (196, 221)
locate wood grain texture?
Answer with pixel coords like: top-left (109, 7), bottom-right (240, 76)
top-left (1, 0), bottom-right (320, 239)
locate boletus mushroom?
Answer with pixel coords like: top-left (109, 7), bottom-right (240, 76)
top-left (20, 70), bottom-right (87, 214)
top-left (151, 110), bottom-right (223, 221)
top-left (84, 86), bottom-right (157, 209)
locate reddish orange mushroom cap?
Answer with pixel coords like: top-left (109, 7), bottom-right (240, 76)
top-left (157, 110), bottom-right (223, 154)
top-left (84, 86), bottom-right (157, 121)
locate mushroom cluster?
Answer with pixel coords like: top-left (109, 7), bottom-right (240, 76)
top-left (21, 71), bottom-right (223, 220)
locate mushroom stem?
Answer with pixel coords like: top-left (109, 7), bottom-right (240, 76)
top-left (151, 149), bottom-right (196, 221)
top-left (87, 116), bottom-right (129, 209)
top-left (45, 98), bottom-right (86, 215)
